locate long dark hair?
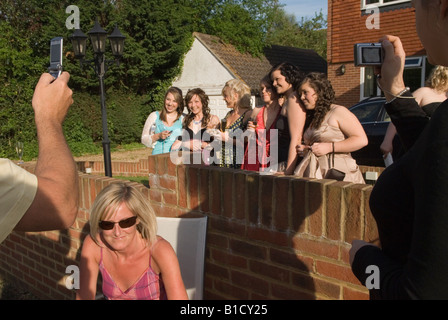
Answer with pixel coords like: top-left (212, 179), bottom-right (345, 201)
top-left (183, 88), bottom-right (211, 128)
top-left (301, 72), bottom-right (335, 129)
top-left (160, 87), bottom-right (184, 122)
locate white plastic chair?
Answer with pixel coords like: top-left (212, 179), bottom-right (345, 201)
top-left (156, 214), bottom-right (207, 300)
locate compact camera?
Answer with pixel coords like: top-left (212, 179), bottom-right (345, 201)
top-left (354, 43), bottom-right (383, 67)
top-left (48, 37), bottom-right (63, 78)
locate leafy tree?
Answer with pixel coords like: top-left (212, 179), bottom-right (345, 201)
top-left (0, 0), bottom-right (328, 160)
top-left (115, 0), bottom-right (195, 95)
top-left (0, 3), bottom-right (42, 159)
top-left (204, 0), bottom-right (280, 56)
top-left (266, 9), bottom-right (327, 59)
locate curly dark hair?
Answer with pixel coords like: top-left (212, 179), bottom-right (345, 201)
top-left (269, 62), bottom-right (305, 90)
top-left (183, 88), bottom-right (211, 128)
top-left (301, 72), bottom-right (335, 129)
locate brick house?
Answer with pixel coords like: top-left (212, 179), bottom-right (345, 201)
top-left (173, 32), bottom-right (327, 119)
top-left (327, 0), bottom-right (430, 108)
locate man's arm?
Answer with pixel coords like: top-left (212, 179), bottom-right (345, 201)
top-left (14, 72), bottom-right (78, 231)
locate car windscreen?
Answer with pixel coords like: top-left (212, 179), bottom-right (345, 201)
top-left (350, 101), bottom-right (384, 123)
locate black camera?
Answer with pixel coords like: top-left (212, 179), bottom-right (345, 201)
top-left (354, 43), bottom-right (383, 67)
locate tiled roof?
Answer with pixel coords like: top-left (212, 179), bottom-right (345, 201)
top-left (194, 32), bottom-right (327, 93)
top-left (264, 45), bottom-right (327, 75)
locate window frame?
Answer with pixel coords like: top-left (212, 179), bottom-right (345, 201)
top-left (359, 56), bottom-right (427, 101)
top-left (361, 0), bottom-right (411, 9)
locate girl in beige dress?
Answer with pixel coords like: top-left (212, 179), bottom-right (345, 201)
top-left (294, 73), bottom-right (368, 183)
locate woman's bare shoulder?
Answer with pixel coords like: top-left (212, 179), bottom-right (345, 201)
top-left (80, 234), bottom-right (102, 262)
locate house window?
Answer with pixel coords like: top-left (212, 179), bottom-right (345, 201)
top-left (360, 56), bottom-right (432, 101)
top-left (362, 0), bottom-right (411, 8)
top-left (361, 67), bottom-right (379, 99)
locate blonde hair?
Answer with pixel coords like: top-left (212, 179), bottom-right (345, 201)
top-left (426, 66), bottom-right (448, 92)
top-left (89, 182), bottom-right (157, 246)
top-left (222, 79), bottom-right (252, 110)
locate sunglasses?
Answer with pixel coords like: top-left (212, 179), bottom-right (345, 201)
top-left (99, 216), bottom-right (138, 230)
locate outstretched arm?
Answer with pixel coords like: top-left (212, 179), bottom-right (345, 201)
top-left (15, 72), bottom-right (78, 231)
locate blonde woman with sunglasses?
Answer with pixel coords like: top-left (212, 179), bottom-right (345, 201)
top-left (76, 182), bottom-right (187, 300)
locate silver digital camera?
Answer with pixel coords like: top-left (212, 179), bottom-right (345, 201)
top-left (354, 43), bottom-right (383, 67)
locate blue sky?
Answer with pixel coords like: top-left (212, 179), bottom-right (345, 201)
top-left (281, 0), bottom-right (328, 21)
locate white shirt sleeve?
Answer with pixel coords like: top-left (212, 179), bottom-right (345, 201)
top-left (0, 159), bottom-right (38, 243)
top-left (141, 112), bottom-right (158, 148)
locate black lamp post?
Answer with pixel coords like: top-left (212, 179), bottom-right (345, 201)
top-left (70, 20), bottom-right (125, 177)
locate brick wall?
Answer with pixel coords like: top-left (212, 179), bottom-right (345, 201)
top-left (328, 63), bottom-right (361, 108)
top-left (0, 154), bottom-right (382, 300)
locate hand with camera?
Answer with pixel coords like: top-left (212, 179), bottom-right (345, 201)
top-left (354, 38), bottom-right (407, 102)
top-left (376, 35), bottom-right (407, 102)
top-left (32, 72), bottom-right (73, 129)
top-left (15, 71), bottom-right (78, 232)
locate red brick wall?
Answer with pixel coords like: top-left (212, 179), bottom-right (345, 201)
top-left (328, 63), bottom-right (362, 108)
top-left (327, 0), bottom-right (424, 107)
top-left (0, 154), bottom-right (382, 300)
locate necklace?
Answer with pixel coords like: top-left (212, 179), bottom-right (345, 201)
top-left (193, 119), bottom-right (202, 125)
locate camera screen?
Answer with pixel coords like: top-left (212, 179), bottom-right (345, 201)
top-left (362, 47), bottom-right (381, 64)
top-left (50, 42), bottom-right (61, 64)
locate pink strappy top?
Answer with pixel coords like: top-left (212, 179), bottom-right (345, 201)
top-left (99, 243), bottom-right (167, 300)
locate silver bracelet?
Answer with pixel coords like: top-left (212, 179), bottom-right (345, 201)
top-left (386, 87), bottom-right (412, 103)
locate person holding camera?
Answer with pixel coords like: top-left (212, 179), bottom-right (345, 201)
top-left (350, 0), bottom-right (448, 299)
top-left (0, 72), bottom-right (78, 243)
top-left (294, 72), bottom-right (367, 183)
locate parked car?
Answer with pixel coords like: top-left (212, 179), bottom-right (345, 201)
top-left (349, 97), bottom-right (402, 167)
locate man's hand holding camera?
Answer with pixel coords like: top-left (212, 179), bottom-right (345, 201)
top-left (354, 36), bottom-right (408, 102)
top-left (376, 35), bottom-right (407, 102)
top-left (32, 72), bottom-right (73, 129)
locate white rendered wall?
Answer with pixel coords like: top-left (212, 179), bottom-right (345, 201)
top-left (172, 38), bottom-right (255, 120)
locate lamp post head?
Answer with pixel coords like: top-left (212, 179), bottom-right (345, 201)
top-left (88, 19), bottom-right (108, 54)
top-left (70, 28), bottom-right (88, 59)
top-left (108, 25), bottom-right (126, 58)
